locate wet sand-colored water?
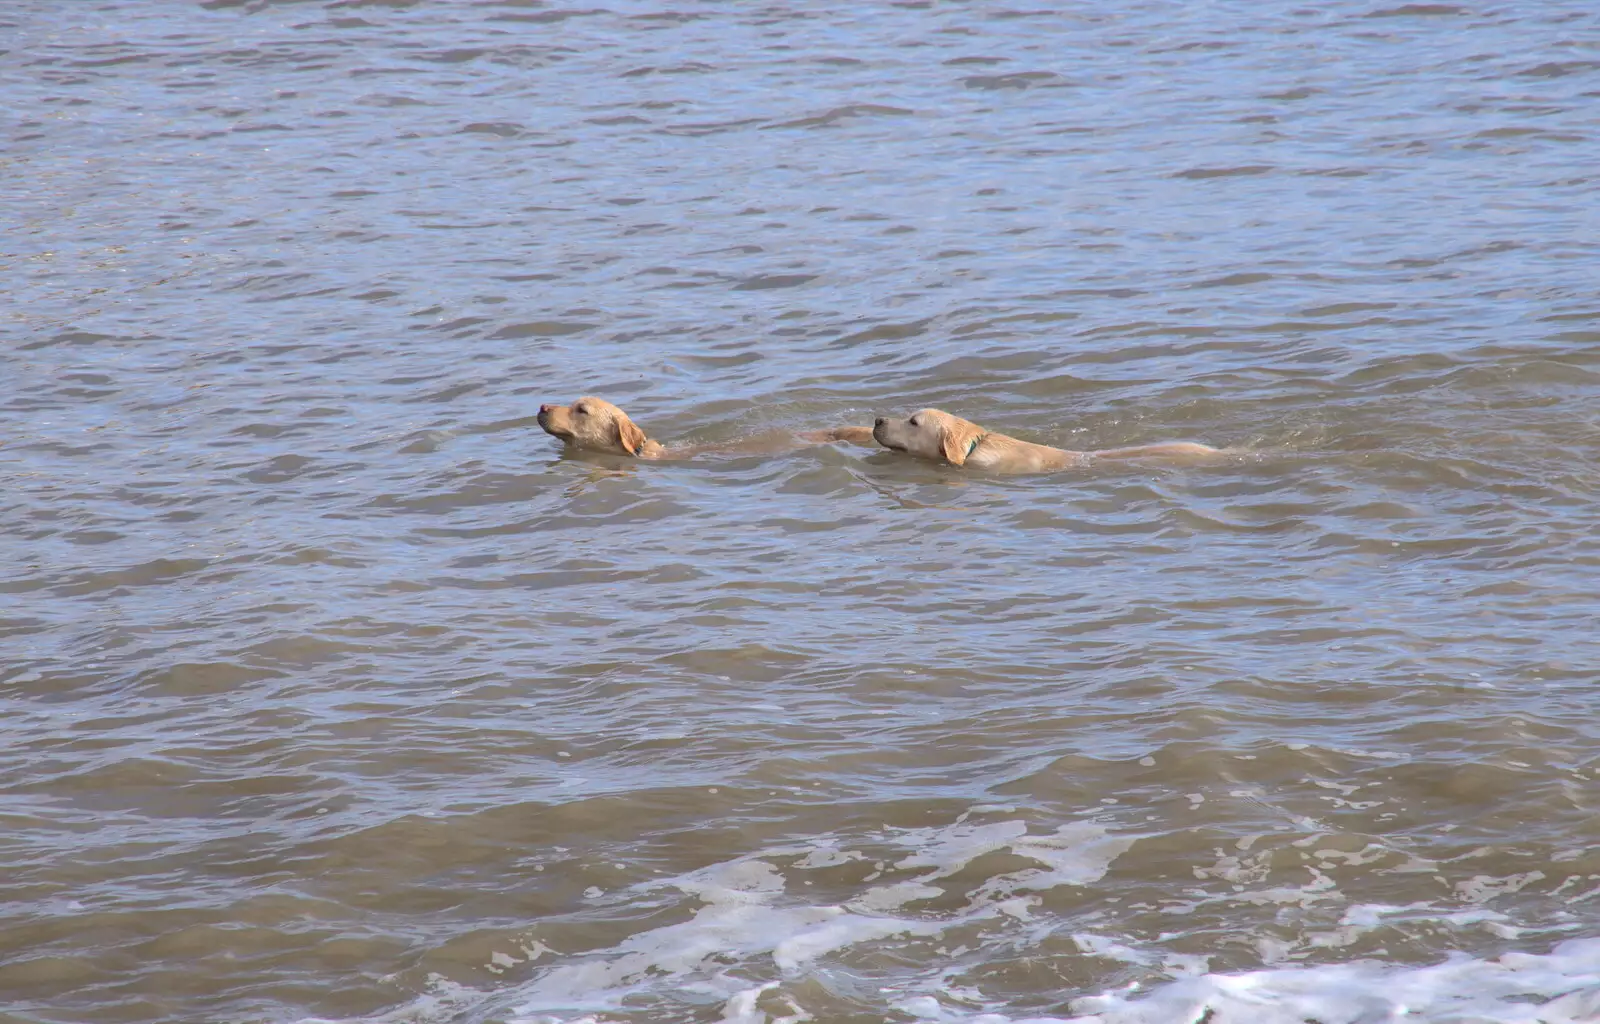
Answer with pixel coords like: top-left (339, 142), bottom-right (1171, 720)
top-left (4, 2), bottom-right (1600, 1022)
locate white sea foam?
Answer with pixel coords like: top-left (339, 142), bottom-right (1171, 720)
top-left (494, 818), bottom-right (1133, 1022)
top-left (303, 817), bottom-right (1600, 1024)
top-left (498, 848), bottom-right (968, 1021)
top-left (895, 938), bottom-right (1600, 1024)
top-left (306, 940), bottom-right (1600, 1024)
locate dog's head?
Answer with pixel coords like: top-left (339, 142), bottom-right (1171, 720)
top-left (872, 408), bottom-right (986, 466)
top-left (537, 396), bottom-right (649, 456)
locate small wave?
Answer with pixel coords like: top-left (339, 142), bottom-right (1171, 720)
top-left (896, 938), bottom-right (1600, 1023)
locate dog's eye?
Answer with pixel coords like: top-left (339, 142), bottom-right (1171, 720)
top-left (574, 405), bottom-right (588, 415)
top-left (908, 416), bottom-right (920, 426)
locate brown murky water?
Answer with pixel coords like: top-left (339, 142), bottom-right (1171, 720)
top-left (4, 2), bottom-right (1600, 1022)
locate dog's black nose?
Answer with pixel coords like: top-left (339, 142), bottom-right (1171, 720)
top-left (538, 404), bottom-right (552, 415)
top-left (874, 417), bottom-right (887, 427)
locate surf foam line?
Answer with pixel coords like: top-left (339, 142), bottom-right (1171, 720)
top-left (301, 816), bottom-right (1600, 1024)
top-left (503, 819), bottom-right (1135, 1021)
top-left (897, 937), bottom-right (1600, 1024)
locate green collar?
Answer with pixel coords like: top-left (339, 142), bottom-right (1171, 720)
top-left (966, 435), bottom-right (984, 458)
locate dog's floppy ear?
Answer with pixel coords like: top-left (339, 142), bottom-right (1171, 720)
top-left (939, 416), bottom-right (985, 466)
top-left (613, 413), bottom-right (647, 456)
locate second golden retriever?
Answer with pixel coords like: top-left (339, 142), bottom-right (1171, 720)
top-left (537, 396), bottom-right (876, 459)
top-left (873, 408), bottom-right (1219, 473)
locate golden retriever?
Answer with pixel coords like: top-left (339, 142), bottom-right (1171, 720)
top-left (537, 396), bottom-right (876, 459)
top-left (872, 408), bottom-right (1219, 472)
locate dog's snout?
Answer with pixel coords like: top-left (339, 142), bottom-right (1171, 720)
top-left (538, 403), bottom-right (552, 415)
